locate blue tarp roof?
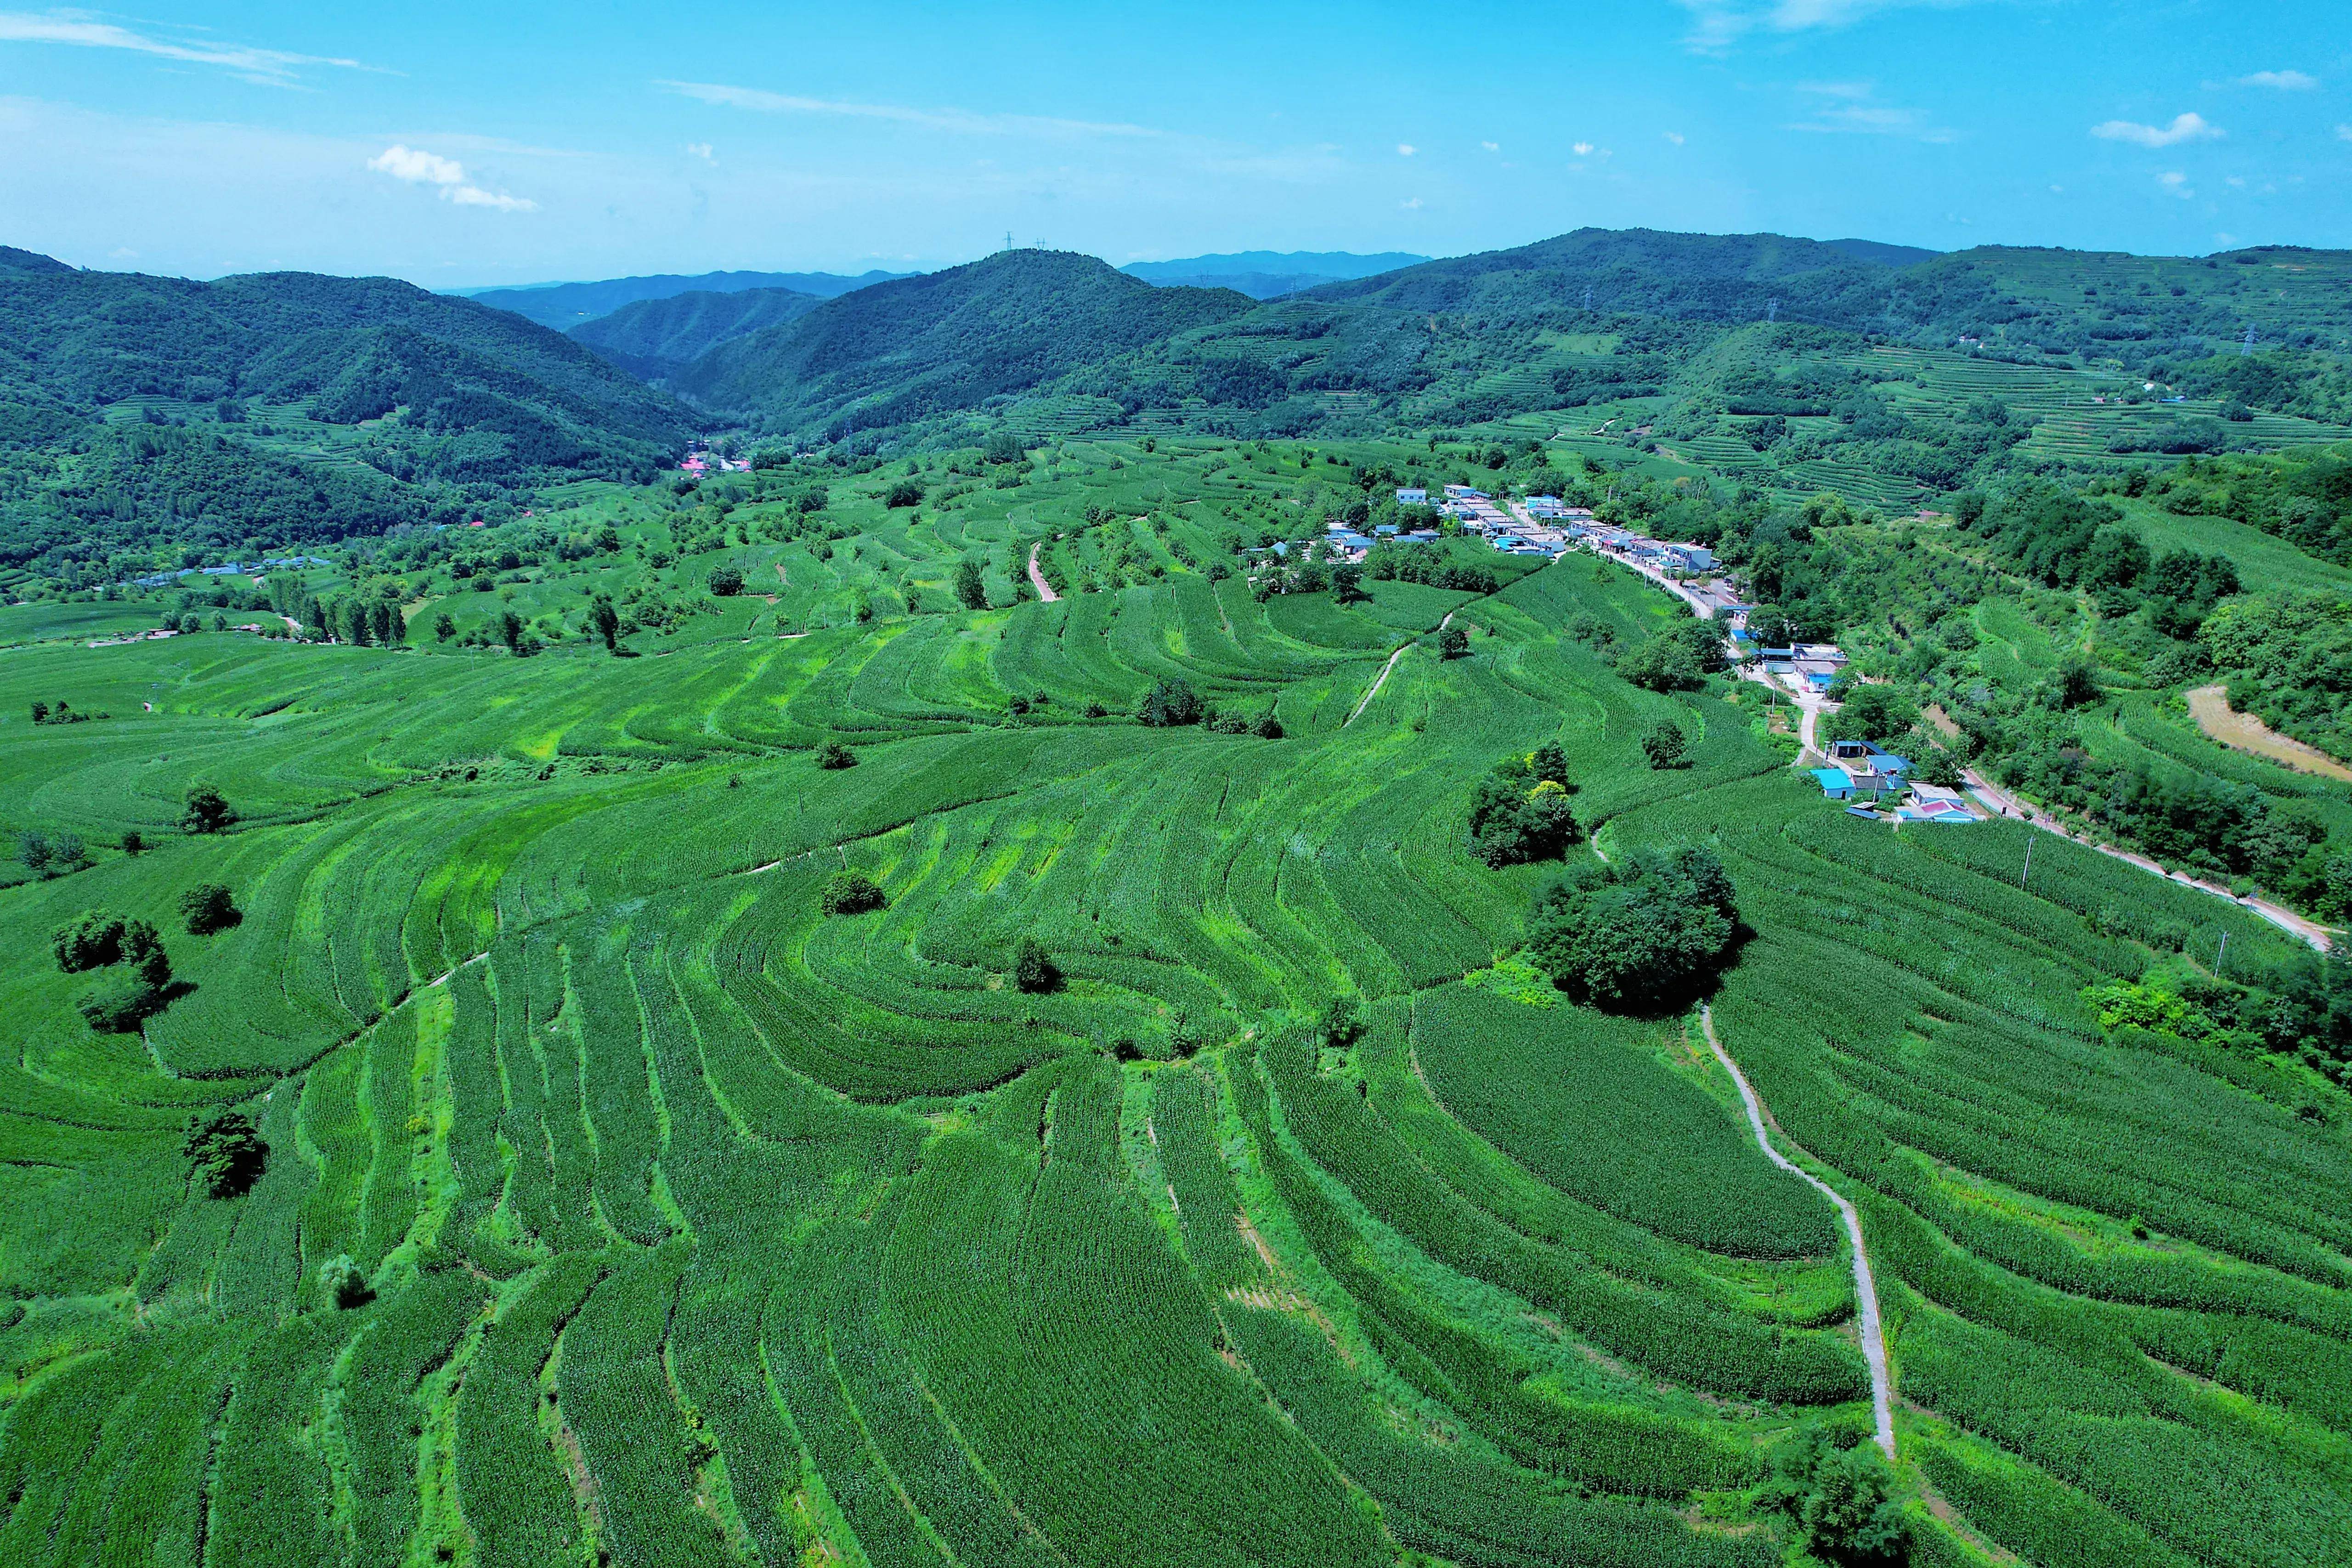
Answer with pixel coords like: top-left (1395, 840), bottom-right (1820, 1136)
top-left (1811, 768), bottom-right (1855, 792)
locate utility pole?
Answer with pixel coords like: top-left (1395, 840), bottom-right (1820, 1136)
top-left (2020, 836), bottom-right (2033, 891)
top-left (2215, 931), bottom-right (2229, 976)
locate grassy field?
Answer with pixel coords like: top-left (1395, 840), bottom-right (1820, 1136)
top-left (0, 441), bottom-right (2347, 1568)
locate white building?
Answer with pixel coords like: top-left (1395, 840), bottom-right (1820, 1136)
top-left (1395, 487), bottom-right (1428, 505)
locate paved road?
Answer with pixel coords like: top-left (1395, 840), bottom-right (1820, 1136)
top-left (1026, 542), bottom-right (1059, 603)
top-left (1701, 1005), bottom-right (1897, 1459)
top-left (1962, 769), bottom-right (2329, 952)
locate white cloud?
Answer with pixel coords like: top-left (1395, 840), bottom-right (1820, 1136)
top-left (2091, 112), bottom-right (2222, 148)
top-left (1789, 81), bottom-right (1952, 142)
top-left (1396, 142), bottom-right (1415, 156)
top-left (1480, 140), bottom-right (1499, 152)
top-left (2049, 184), bottom-right (2064, 193)
top-left (1572, 141), bottom-right (1594, 156)
top-left (0, 11), bottom-right (368, 85)
top-left (368, 145), bottom-right (535, 212)
top-left (1673, 0), bottom-right (1978, 54)
top-left (2235, 70), bottom-right (2317, 90)
top-left (2158, 170), bottom-right (2194, 198)
top-left (2215, 232), bottom-right (2239, 246)
top-left (1662, 130), bottom-right (1685, 146)
top-left (2339, 124), bottom-right (2352, 142)
top-left (1400, 196), bottom-right (1422, 209)
top-left (660, 80), bottom-right (1159, 140)
top-left (684, 142), bottom-right (714, 162)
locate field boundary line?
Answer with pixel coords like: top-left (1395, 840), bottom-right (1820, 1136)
top-left (1699, 1004), bottom-right (1895, 1458)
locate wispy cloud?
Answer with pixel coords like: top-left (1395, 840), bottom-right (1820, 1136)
top-left (1396, 142), bottom-right (1415, 156)
top-left (2339, 123), bottom-right (2352, 142)
top-left (1789, 80), bottom-right (1954, 142)
top-left (684, 142), bottom-right (714, 162)
top-left (1674, 0), bottom-right (1979, 54)
top-left (659, 80), bottom-right (1160, 140)
top-left (1662, 130), bottom-right (1686, 146)
top-left (2234, 69), bottom-right (2317, 90)
top-left (1572, 140), bottom-right (1595, 156)
top-left (1480, 140), bottom-right (1499, 152)
top-left (2158, 169), bottom-right (2193, 198)
top-left (0, 10), bottom-right (370, 85)
top-left (368, 145), bottom-right (535, 212)
top-left (2091, 112), bottom-right (2222, 148)
top-left (1400, 196), bottom-right (1423, 209)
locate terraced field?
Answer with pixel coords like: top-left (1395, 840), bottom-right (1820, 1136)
top-left (2, 464), bottom-right (2346, 1568)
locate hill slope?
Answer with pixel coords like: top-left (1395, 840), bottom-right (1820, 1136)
top-left (568, 286), bottom-right (825, 381)
top-left (460, 268), bottom-right (914, 330)
top-left (671, 249), bottom-right (1255, 433)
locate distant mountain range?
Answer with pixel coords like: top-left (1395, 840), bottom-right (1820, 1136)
top-left (1122, 251), bottom-right (1431, 300)
top-left (455, 269), bottom-right (916, 331)
top-left (568, 288), bottom-right (827, 382)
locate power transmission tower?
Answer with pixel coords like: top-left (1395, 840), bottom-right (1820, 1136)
top-left (1583, 285), bottom-right (1593, 311)
top-left (1004, 231), bottom-right (1014, 252)
top-left (1767, 298), bottom-right (1779, 323)
top-left (2242, 325), bottom-right (2257, 357)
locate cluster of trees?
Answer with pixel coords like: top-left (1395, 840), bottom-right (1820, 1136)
top-left (1617, 618), bottom-right (1729, 693)
top-left (2201, 592), bottom-right (2352, 760)
top-left (1525, 847), bottom-right (1741, 1009)
top-left (1467, 744), bottom-right (1579, 866)
top-left (56, 911), bottom-right (174, 1031)
top-left (1999, 741), bottom-right (2329, 891)
top-left (1363, 544), bottom-right (1500, 594)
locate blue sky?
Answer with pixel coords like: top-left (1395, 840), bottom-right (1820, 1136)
top-left (1, 1), bottom-right (2347, 284)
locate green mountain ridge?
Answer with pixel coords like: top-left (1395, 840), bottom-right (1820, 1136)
top-left (568, 285), bottom-right (826, 381)
top-left (669, 249), bottom-right (1255, 434)
top-left (456, 267), bottom-right (916, 330)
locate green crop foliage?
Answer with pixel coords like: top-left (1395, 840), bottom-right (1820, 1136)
top-left (1, 436), bottom-right (2347, 1568)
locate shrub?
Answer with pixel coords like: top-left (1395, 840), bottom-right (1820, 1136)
top-left (1761, 1431), bottom-right (1910, 1566)
top-left (1137, 678), bottom-right (1203, 727)
top-left (815, 740), bottom-right (856, 770)
top-left (180, 883), bottom-right (241, 935)
top-left (121, 830), bottom-right (144, 856)
top-left (319, 1253), bottom-right (371, 1309)
top-left (886, 479), bottom-right (925, 508)
top-left (53, 911), bottom-right (126, 972)
top-left (1252, 709), bottom-right (1285, 740)
top-left (1526, 847), bottom-right (1740, 1009)
top-left (181, 783), bottom-right (236, 835)
top-left (1437, 624), bottom-right (1469, 660)
top-left (183, 1110), bottom-right (267, 1198)
top-left (1011, 936), bottom-right (1059, 994)
top-left (1319, 996), bottom-right (1362, 1047)
top-left (820, 870), bottom-right (886, 916)
top-left (20, 829), bottom-right (88, 878)
top-left (708, 564), bottom-right (745, 596)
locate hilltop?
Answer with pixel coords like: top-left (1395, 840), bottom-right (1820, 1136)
top-left (669, 249), bottom-right (1254, 433)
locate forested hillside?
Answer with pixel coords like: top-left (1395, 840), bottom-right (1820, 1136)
top-left (568, 285), bottom-right (825, 380)
top-left (0, 255), bottom-right (695, 577)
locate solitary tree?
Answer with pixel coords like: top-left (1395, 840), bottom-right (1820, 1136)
top-left (815, 740), bottom-right (856, 770)
top-left (180, 883), bottom-right (240, 935)
top-left (1437, 624), bottom-right (1470, 660)
top-left (182, 783), bottom-right (236, 835)
top-left (318, 1253), bottom-right (371, 1309)
top-left (182, 1111), bottom-right (267, 1198)
top-left (708, 564), bottom-right (745, 597)
top-left (433, 611), bottom-right (457, 642)
top-left (954, 558), bottom-right (988, 611)
top-left (820, 869), bottom-right (886, 916)
top-left (588, 596), bottom-right (621, 652)
top-left (1012, 936), bottom-right (1059, 994)
top-left (1641, 723), bottom-right (1688, 770)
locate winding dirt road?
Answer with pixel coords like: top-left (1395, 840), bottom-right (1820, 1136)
top-left (1701, 1006), bottom-right (1896, 1459)
top-left (1348, 610), bottom-right (1453, 726)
